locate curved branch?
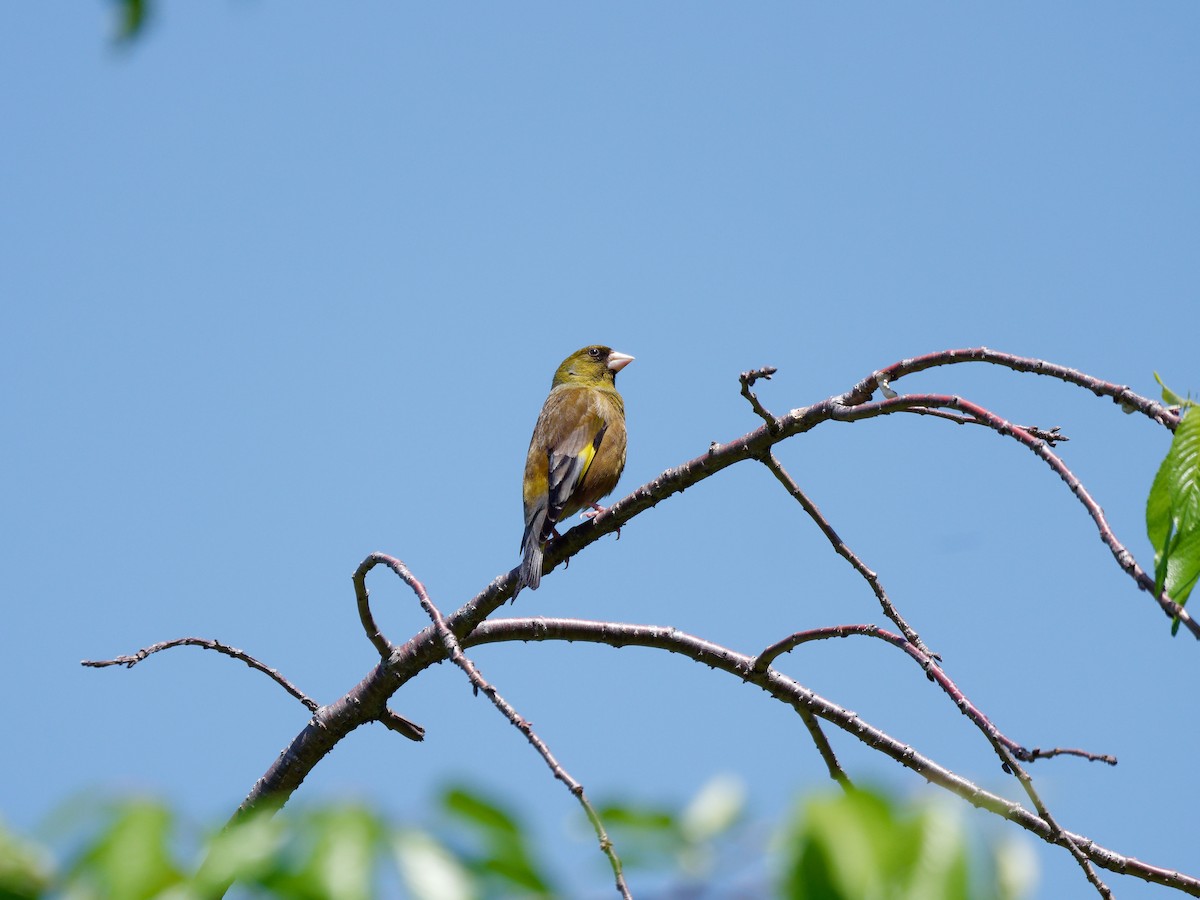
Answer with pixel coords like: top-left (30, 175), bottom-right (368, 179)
top-left (900, 404), bottom-right (1068, 445)
top-left (468, 617), bottom-right (1197, 896)
top-left (353, 556), bottom-right (399, 658)
top-left (832, 393), bottom-right (1199, 638)
top-left (755, 624), bottom-right (1116, 767)
top-left (756, 625), bottom-right (1093, 761)
top-left (83, 637), bottom-right (320, 713)
top-left (845, 347), bottom-right (1179, 429)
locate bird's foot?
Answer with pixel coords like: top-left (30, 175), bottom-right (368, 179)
top-left (581, 504), bottom-right (621, 540)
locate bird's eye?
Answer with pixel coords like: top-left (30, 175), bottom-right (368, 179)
top-left (588, 347), bottom-right (601, 358)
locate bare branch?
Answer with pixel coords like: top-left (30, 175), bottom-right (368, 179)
top-left (759, 452), bottom-right (931, 657)
top-left (798, 709), bottom-right (852, 790)
top-left (845, 347), bottom-right (1179, 429)
top-left (359, 554), bottom-right (631, 899)
top-left (750, 419), bottom-right (1122, 900)
top-left (378, 708), bottom-right (426, 740)
top-left (832, 393), bottom-right (1200, 638)
top-left (755, 623), bottom-right (1116, 894)
top-left (900, 405), bottom-right (1069, 445)
top-left (469, 617), bottom-right (1197, 896)
top-left (739, 365), bottom-right (780, 430)
top-left (353, 556), bottom-right (397, 658)
top-left (752, 624), bottom-right (1114, 768)
top-left (345, 556), bottom-right (429, 741)
top-left (1025, 747), bottom-right (1118, 766)
top-left (83, 637), bottom-right (320, 713)
top-left (988, 730), bottom-right (1114, 897)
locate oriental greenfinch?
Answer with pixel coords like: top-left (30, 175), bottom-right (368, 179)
top-left (518, 345), bottom-right (634, 590)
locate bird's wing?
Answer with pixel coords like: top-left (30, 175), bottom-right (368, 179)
top-left (545, 419), bottom-right (607, 531)
top-left (521, 387), bottom-right (609, 556)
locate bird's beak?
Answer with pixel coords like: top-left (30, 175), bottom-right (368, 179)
top-left (607, 351), bottom-right (634, 373)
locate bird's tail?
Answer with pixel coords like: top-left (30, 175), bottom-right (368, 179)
top-left (518, 508), bottom-right (547, 591)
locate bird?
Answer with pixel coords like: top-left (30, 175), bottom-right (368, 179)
top-left (518, 345), bottom-right (634, 591)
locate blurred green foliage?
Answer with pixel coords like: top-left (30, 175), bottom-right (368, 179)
top-left (779, 788), bottom-right (1032, 900)
top-left (0, 821), bottom-right (53, 899)
top-left (0, 781), bottom-right (1032, 899)
top-left (112, 0), bottom-right (147, 42)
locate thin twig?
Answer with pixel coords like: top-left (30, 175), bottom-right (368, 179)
top-left (739, 366), bottom-right (780, 431)
top-left (902, 405), bottom-right (1069, 445)
top-left (83, 637), bottom-right (320, 713)
top-left (759, 451), bottom-right (932, 658)
top-left (993, 735), bottom-right (1115, 897)
top-left (798, 708), bottom-right (852, 790)
top-left (752, 624), bottom-right (1115, 767)
top-left (1025, 746), bottom-right (1117, 765)
top-left (359, 553), bottom-right (632, 900)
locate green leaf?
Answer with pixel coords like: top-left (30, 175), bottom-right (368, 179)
top-left (1147, 405), bottom-right (1200, 633)
top-left (1154, 372), bottom-right (1187, 407)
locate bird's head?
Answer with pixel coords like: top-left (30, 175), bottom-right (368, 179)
top-left (552, 346), bottom-right (634, 388)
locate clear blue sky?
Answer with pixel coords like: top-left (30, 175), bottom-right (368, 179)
top-left (2, 4), bottom-right (1197, 897)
